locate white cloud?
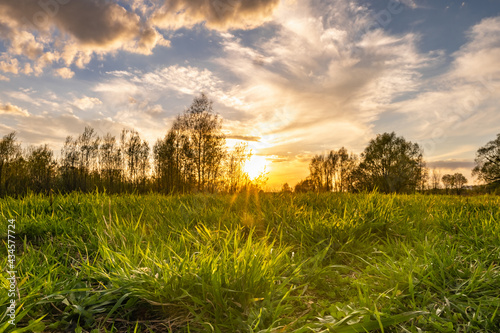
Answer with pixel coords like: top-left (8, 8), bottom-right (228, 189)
top-left (72, 96), bottom-right (103, 110)
top-left (0, 56), bottom-right (19, 74)
top-left (54, 67), bottom-right (75, 79)
top-left (390, 15), bottom-right (500, 156)
top-left (451, 16), bottom-right (500, 81)
top-left (0, 102), bottom-right (29, 117)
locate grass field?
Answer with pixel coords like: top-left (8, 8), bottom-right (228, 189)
top-left (1, 192), bottom-right (500, 332)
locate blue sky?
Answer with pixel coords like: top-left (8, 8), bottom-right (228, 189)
top-left (0, 0), bottom-right (499, 187)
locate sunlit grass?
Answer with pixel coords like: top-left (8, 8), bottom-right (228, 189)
top-left (0, 192), bottom-right (499, 332)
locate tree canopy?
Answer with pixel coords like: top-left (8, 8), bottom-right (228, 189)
top-left (442, 173), bottom-right (468, 194)
top-left (355, 132), bottom-right (426, 193)
top-left (473, 133), bottom-right (500, 185)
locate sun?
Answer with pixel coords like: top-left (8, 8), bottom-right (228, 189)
top-left (244, 155), bottom-right (269, 180)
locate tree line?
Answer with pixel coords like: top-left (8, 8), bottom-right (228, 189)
top-left (0, 94), bottom-right (261, 197)
top-left (293, 132), bottom-right (427, 193)
top-left (291, 132), bottom-right (500, 194)
top-left (2, 92), bottom-right (500, 197)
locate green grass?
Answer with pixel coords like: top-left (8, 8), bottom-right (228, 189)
top-left (1, 192), bottom-right (499, 332)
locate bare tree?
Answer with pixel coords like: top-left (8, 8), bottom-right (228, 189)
top-left (225, 142), bottom-right (251, 193)
top-left (430, 168), bottom-right (441, 192)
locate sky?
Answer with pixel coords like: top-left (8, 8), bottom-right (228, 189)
top-left (0, 0), bottom-right (499, 189)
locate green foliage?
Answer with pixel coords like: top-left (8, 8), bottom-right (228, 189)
top-left (355, 132), bottom-right (426, 193)
top-left (473, 133), bottom-right (500, 185)
top-left (1, 192), bottom-right (499, 332)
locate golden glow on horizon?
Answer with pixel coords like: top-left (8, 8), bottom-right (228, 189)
top-left (244, 155), bottom-right (269, 180)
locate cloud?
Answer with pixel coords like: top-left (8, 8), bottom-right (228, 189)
top-left (451, 16), bottom-right (500, 82)
top-left (151, 0), bottom-right (280, 30)
top-left (97, 66), bottom-right (246, 111)
top-left (179, 0), bottom-right (437, 187)
top-left (0, 0), bottom-right (280, 77)
top-left (211, 0), bottom-right (435, 150)
top-left (400, 0), bottom-right (419, 9)
top-left (389, 15), bottom-right (500, 152)
top-left (55, 67), bottom-right (75, 79)
top-left (86, 0), bottom-right (435, 187)
top-left (427, 160), bottom-right (475, 170)
top-left (0, 102), bottom-right (29, 117)
top-left (0, 0), bottom-right (170, 76)
top-left (72, 96), bottom-right (103, 110)
top-left (226, 135), bottom-right (261, 142)
top-left (4, 0), bottom-right (496, 189)
top-left (0, 56), bottom-right (20, 74)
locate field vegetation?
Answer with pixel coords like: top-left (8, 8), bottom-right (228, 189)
top-left (1, 192), bottom-right (499, 332)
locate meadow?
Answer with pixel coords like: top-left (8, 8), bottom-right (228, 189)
top-left (1, 192), bottom-right (499, 332)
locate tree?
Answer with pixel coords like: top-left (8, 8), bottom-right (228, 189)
top-left (154, 94), bottom-right (226, 193)
top-left (430, 168), bottom-right (441, 192)
top-left (99, 133), bottom-right (122, 192)
top-left (60, 135), bottom-right (80, 191)
top-left (154, 120), bottom-right (193, 193)
top-left (0, 132), bottom-right (23, 195)
top-left (441, 174), bottom-right (454, 193)
top-left (225, 142), bottom-right (251, 193)
top-left (472, 133), bottom-right (500, 186)
top-left (454, 173), bottom-right (468, 194)
top-left (78, 126), bottom-right (100, 191)
top-left (333, 147), bottom-right (358, 192)
top-left (121, 129), bottom-right (150, 189)
top-left (443, 173), bottom-right (467, 194)
top-left (178, 94), bottom-right (226, 192)
top-left (306, 147), bottom-right (358, 192)
top-left (309, 155), bottom-right (325, 191)
top-left (60, 127), bottom-right (100, 192)
top-left (294, 179), bottom-right (315, 193)
top-left (281, 183), bottom-right (293, 193)
top-left (355, 132), bottom-right (426, 193)
top-left (26, 145), bottom-right (56, 194)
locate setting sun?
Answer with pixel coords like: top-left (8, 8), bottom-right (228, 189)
top-left (244, 155), bottom-right (269, 180)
